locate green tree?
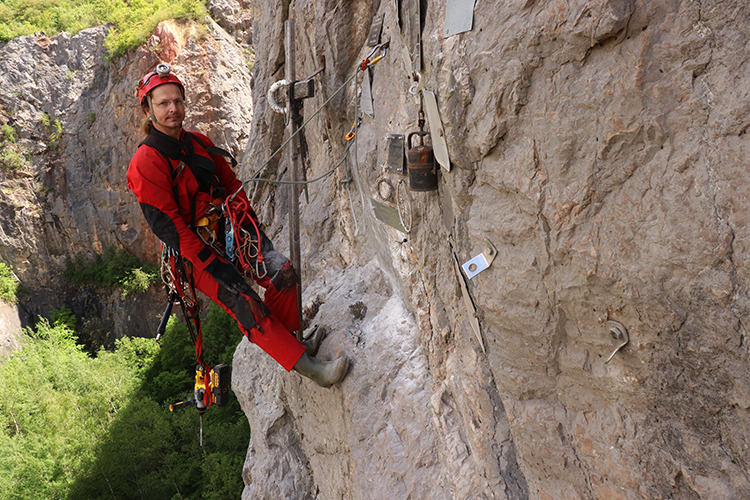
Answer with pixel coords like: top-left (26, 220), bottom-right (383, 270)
top-left (0, 263), bottom-right (19, 304)
top-left (0, 0), bottom-right (209, 58)
top-left (0, 303), bottom-right (250, 499)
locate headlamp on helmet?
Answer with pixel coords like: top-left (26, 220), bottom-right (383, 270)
top-left (137, 63), bottom-right (185, 106)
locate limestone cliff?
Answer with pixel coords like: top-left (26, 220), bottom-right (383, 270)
top-left (0, 0), bottom-right (748, 498)
top-left (0, 16), bottom-right (254, 339)
top-left (234, 0), bottom-right (750, 498)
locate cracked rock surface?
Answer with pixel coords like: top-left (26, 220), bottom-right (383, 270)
top-left (0, 0), bottom-right (748, 497)
top-left (236, 0), bottom-right (750, 498)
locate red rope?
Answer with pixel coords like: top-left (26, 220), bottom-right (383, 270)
top-left (168, 254), bottom-right (212, 407)
top-left (224, 197), bottom-right (264, 275)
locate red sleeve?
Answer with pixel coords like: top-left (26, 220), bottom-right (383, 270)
top-left (127, 145), bottom-right (217, 270)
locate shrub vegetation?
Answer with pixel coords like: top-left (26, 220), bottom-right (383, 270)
top-left (0, 304), bottom-right (250, 498)
top-left (63, 245), bottom-right (161, 297)
top-left (0, 263), bottom-right (19, 304)
top-left (0, 0), bottom-right (209, 58)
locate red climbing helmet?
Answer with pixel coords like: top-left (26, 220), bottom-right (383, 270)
top-left (137, 63), bottom-right (184, 106)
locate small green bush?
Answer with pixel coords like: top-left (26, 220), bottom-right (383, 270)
top-left (0, 263), bottom-right (19, 304)
top-left (49, 119), bottom-right (63, 143)
top-left (63, 246), bottom-right (159, 295)
top-left (50, 305), bottom-right (77, 330)
top-left (1, 124), bottom-right (16, 143)
top-left (120, 266), bottom-right (160, 298)
top-left (0, 147), bottom-right (28, 171)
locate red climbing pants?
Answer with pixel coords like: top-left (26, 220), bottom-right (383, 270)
top-left (191, 262), bottom-right (305, 371)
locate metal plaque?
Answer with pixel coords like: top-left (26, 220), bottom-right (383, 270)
top-left (423, 90), bottom-right (451, 171)
top-left (445, 0), bottom-right (476, 38)
top-left (371, 198), bottom-right (407, 233)
top-left (361, 68), bottom-right (374, 117)
top-left (386, 134), bottom-right (406, 174)
top-left (367, 13), bottom-right (384, 46)
top-left (399, 0), bottom-right (422, 71)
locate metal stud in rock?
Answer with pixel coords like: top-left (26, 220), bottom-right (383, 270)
top-left (605, 320), bottom-right (629, 364)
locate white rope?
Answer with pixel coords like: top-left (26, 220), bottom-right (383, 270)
top-left (267, 79), bottom-right (289, 115)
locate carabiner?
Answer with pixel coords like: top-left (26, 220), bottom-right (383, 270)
top-left (360, 39), bottom-right (390, 71)
top-left (345, 115), bottom-right (362, 141)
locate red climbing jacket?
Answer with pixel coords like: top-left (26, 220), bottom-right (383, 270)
top-left (127, 128), bottom-right (244, 272)
top-left (127, 128), bottom-right (306, 371)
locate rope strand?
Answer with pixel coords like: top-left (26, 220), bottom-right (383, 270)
top-left (228, 69), bottom-right (361, 202)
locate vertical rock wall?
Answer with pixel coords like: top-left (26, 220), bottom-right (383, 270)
top-left (235, 0), bottom-right (750, 498)
top-left (0, 0), bottom-right (748, 497)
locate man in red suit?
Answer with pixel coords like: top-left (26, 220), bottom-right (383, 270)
top-left (127, 64), bottom-right (349, 388)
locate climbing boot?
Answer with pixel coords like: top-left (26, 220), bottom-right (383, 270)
top-left (293, 352), bottom-right (350, 388)
top-left (300, 326), bottom-right (327, 357)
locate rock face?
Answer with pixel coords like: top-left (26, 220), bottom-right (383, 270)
top-left (234, 0), bottom-right (750, 498)
top-left (0, 0), bottom-right (749, 497)
top-left (0, 18), bottom-right (254, 337)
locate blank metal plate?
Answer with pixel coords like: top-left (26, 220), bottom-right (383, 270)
top-left (445, 0), bottom-right (476, 37)
top-left (386, 134), bottom-right (405, 174)
top-left (361, 68), bottom-right (374, 117)
top-left (371, 198), bottom-right (407, 233)
top-left (423, 90), bottom-right (451, 171)
top-left (399, 0), bottom-right (422, 71)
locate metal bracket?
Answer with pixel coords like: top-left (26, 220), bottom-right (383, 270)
top-left (292, 55), bottom-right (326, 101)
top-left (461, 241), bottom-right (497, 279)
top-left (605, 320), bottom-right (629, 363)
top-left (386, 134), bottom-right (406, 174)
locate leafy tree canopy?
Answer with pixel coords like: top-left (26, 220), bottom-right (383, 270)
top-left (0, 304), bottom-right (250, 499)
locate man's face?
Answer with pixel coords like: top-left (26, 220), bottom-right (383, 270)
top-left (146, 83), bottom-right (185, 134)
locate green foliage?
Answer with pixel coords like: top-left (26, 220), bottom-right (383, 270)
top-left (0, 303), bottom-right (249, 499)
top-left (120, 267), bottom-right (160, 298)
top-left (49, 119), bottom-right (63, 143)
top-left (0, 262), bottom-right (19, 304)
top-left (1, 124), bottom-right (16, 143)
top-left (50, 304), bottom-right (77, 330)
top-left (39, 113), bottom-right (64, 144)
top-left (0, 146), bottom-right (28, 171)
top-left (63, 246), bottom-right (159, 296)
top-left (0, 0), bottom-right (209, 59)
top-left (0, 125), bottom-right (29, 171)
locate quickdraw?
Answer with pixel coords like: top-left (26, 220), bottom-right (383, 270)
top-left (345, 115), bottom-right (362, 141)
top-left (360, 40), bottom-right (389, 71)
